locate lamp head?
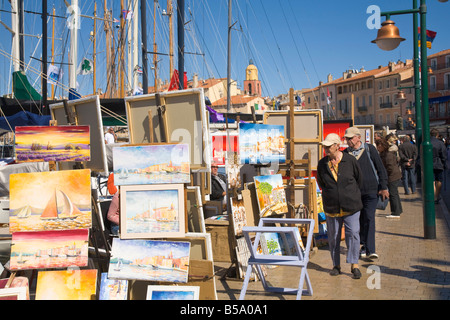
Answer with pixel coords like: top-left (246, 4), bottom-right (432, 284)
top-left (371, 20), bottom-right (405, 51)
top-left (395, 90), bottom-right (407, 103)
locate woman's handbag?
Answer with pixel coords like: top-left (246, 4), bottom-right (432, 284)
top-left (376, 195), bottom-right (389, 210)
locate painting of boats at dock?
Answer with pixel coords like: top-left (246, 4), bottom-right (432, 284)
top-left (108, 238), bottom-right (190, 283)
top-left (9, 169), bottom-right (92, 233)
top-left (113, 143), bottom-right (190, 185)
top-left (15, 125), bottom-right (90, 163)
top-left (119, 184), bottom-right (185, 239)
top-left (254, 174), bottom-right (288, 217)
top-left (10, 229), bottom-right (89, 271)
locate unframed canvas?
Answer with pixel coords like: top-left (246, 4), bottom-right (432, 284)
top-left (146, 285), bottom-right (199, 300)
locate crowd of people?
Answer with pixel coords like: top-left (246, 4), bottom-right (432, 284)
top-left (318, 126), bottom-right (447, 279)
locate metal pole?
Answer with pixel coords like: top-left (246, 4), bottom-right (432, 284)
top-left (412, 0), bottom-right (422, 150)
top-left (177, 0), bottom-right (184, 89)
top-left (141, 0), bottom-right (148, 94)
top-left (419, 0), bottom-right (436, 239)
top-left (227, 0), bottom-right (232, 114)
top-left (42, 0), bottom-right (48, 112)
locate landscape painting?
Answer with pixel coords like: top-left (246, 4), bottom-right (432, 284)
top-left (10, 229), bottom-right (89, 271)
top-left (146, 285), bottom-right (199, 300)
top-left (119, 184), bottom-right (185, 239)
top-left (15, 125), bottom-right (90, 163)
top-left (99, 273), bottom-right (128, 300)
top-left (35, 269), bottom-right (97, 300)
top-left (239, 123), bottom-right (286, 164)
top-left (253, 174), bottom-right (288, 217)
top-left (108, 238), bottom-right (190, 283)
top-left (9, 169), bottom-right (92, 233)
top-left (113, 143), bottom-right (190, 185)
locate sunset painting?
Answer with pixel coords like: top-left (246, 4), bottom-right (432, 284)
top-left (9, 169), bottom-right (92, 233)
top-left (15, 125), bottom-right (90, 163)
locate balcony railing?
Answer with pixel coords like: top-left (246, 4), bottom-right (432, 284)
top-left (380, 102), bottom-right (393, 109)
top-left (357, 105), bottom-right (368, 112)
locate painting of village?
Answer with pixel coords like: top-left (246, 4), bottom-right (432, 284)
top-left (9, 169), bottom-right (92, 233)
top-left (254, 174), bottom-right (288, 217)
top-left (239, 123), bottom-right (286, 164)
top-left (10, 229), bottom-right (89, 271)
top-left (120, 184), bottom-right (185, 239)
top-left (112, 144), bottom-right (190, 185)
top-left (108, 239), bottom-right (190, 283)
top-left (15, 125), bottom-right (90, 163)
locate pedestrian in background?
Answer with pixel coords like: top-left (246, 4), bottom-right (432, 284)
top-left (430, 128), bottom-right (447, 204)
top-left (376, 138), bottom-right (403, 218)
top-left (317, 133), bottom-right (363, 279)
top-left (398, 135), bottom-right (417, 195)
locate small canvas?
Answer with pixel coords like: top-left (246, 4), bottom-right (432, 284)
top-left (230, 197), bottom-right (247, 237)
top-left (99, 272), bottom-right (128, 300)
top-left (239, 123), bottom-right (286, 164)
top-left (35, 269), bottom-right (97, 300)
top-left (146, 285), bottom-right (199, 300)
top-left (9, 169), bottom-right (92, 233)
top-left (113, 144), bottom-right (190, 185)
top-left (10, 229), bottom-right (89, 271)
top-left (119, 184), bottom-right (185, 239)
top-left (253, 174), bottom-right (288, 217)
top-left (15, 125), bottom-right (90, 163)
top-left (108, 238), bottom-right (190, 283)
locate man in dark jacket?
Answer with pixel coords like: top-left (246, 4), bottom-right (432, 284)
top-left (344, 127), bottom-right (389, 260)
top-left (210, 163), bottom-right (227, 210)
top-left (430, 129), bottom-right (447, 204)
top-left (398, 135), bottom-right (417, 194)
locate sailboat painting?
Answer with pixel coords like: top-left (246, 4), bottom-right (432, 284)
top-left (108, 238), bottom-right (190, 283)
top-left (112, 143), bottom-right (190, 185)
top-left (119, 184), bottom-right (185, 239)
top-left (10, 229), bottom-right (89, 271)
top-left (15, 125), bottom-right (90, 163)
top-left (99, 273), bottom-right (128, 300)
top-left (9, 169), bottom-right (92, 233)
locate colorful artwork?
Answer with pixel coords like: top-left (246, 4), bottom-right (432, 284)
top-left (10, 229), bottom-right (89, 271)
top-left (146, 285), bottom-right (199, 300)
top-left (230, 198), bottom-right (247, 237)
top-left (35, 269), bottom-right (97, 300)
top-left (99, 273), bottom-right (128, 300)
top-left (120, 184), bottom-right (185, 239)
top-left (253, 174), bottom-right (288, 217)
top-left (0, 287), bottom-right (27, 300)
top-left (113, 144), bottom-right (190, 185)
top-left (9, 169), bottom-right (92, 233)
top-left (15, 125), bottom-right (90, 163)
top-left (239, 123), bottom-right (286, 164)
top-left (108, 238), bottom-right (190, 283)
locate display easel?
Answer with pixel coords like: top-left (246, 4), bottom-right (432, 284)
top-left (239, 218), bottom-right (315, 300)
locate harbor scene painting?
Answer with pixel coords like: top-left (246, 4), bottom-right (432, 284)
top-left (15, 125), bottom-right (90, 163)
top-left (108, 239), bottom-right (190, 283)
top-left (99, 273), bottom-right (128, 300)
top-left (146, 285), bottom-right (200, 300)
top-left (10, 229), bottom-right (89, 271)
top-left (113, 143), bottom-right (190, 185)
top-left (9, 169), bottom-right (92, 233)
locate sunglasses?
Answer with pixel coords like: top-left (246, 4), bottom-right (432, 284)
top-left (211, 166), bottom-right (218, 168)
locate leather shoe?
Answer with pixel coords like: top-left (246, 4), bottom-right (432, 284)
top-left (329, 266), bottom-right (341, 276)
top-left (351, 267), bottom-right (361, 279)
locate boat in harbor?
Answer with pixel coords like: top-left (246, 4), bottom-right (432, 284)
top-left (16, 205), bottom-right (31, 219)
top-left (40, 189), bottom-right (82, 221)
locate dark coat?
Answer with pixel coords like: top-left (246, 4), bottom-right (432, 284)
top-left (317, 152), bottom-right (363, 214)
top-left (210, 173), bottom-right (227, 201)
top-left (398, 142), bottom-right (417, 168)
top-left (379, 151), bottom-right (402, 182)
top-left (431, 136), bottom-right (447, 171)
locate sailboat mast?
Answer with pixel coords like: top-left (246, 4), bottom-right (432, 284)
top-left (119, 0), bottom-right (126, 98)
top-left (42, 0), bottom-right (48, 109)
top-left (11, 0), bottom-right (20, 72)
top-left (69, 0), bottom-right (79, 97)
top-left (153, 0), bottom-right (158, 92)
top-left (141, 0), bottom-right (148, 94)
top-left (51, 7), bottom-right (55, 100)
top-left (177, 0), bottom-right (184, 89)
top-left (93, 2), bottom-right (97, 95)
top-left (167, 0), bottom-right (174, 80)
top-left (132, 0), bottom-right (139, 91)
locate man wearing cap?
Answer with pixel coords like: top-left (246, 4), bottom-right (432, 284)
top-left (317, 133), bottom-right (363, 279)
top-left (344, 126), bottom-right (389, 260)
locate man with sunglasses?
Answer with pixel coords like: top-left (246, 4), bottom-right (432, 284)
top-left (344, 127), bottom-right (389, 260)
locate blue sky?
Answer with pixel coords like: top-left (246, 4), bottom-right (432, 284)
top-left (0, 0), bottom-right (449, 100)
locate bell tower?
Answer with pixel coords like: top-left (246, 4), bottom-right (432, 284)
top-left (244, 59), bottom-right (261, 97)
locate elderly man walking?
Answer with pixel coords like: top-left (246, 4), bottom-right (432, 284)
top-left (398, 135), bottom-right (417, 195)
top-left (344, 127), bottom-right (389, 260)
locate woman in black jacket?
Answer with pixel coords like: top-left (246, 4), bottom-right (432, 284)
top-left (317, 133), bottom-right (363, 279)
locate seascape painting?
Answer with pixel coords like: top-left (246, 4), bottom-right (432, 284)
top-left (10, 229), bottom-right (89, 271)
top-left (99, 273), bottom-right (128, 300)
top-left (119, 184), bottom-right (185, 239)
top-left (146, 285), bottom-right (200, 300)
top-left (35, 269), bottom-right (97, 300)
top-left (239, 123), bottom-right (286, 164)
top-left (254, 174), bottom-right (288, 217)
top-left (15, 125), bottom-right (90, 163)
top-left (9, 169), bottom-right (92, 233)
top-left (113, 143), bottom-right (190, 185)
top-left (108, 238), bottom-right (190, 283)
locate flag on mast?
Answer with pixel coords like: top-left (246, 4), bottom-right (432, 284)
top-left (77, 58), bottom-right (94, 75)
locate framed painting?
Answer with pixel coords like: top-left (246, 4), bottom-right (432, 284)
top-left (169, 232), bottom-right (213, 261)
top-left (0, 287), bottom-right (27, 300)
top-left (119, 184), bottom-right (185, 239)
top-left (99, 272), bottom-right (128, 300)
top-left (113, 143), bottom-right (190, 185)
top-left (146, 285), bottom-right (199, 300)
top-left (239, 123), bottom-right (286, 165)
top-left (9, 169), bottom-right (92, 233)
top-left (35, 269), bottom-right (97, 300)
top-left (108, 238), bottom-right (190, 283)
top-left (15, 125), bottom-right (90, 163)
top-left (253, 174), bottom-right (288, 217)
top-left (230, 197), bottom-right (247, 237)
top-left (49, 95), bottom-right (108, 173)
top-left (186, 186), bottom-right (206, 233)
top-left (10, 229), bottom-right (89, 271)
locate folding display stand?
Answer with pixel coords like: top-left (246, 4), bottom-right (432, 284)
top-left (239, 218), bottom-right (315, 300)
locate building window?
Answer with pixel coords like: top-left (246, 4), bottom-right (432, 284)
top-left (393, 78), bottom-right (398, 87)
top-left (446, 55), bottom-right (450, 68)
top-left (444, 73), bottom-right (450, 90)
top-left (378, 81), bottom-right (382, 90)
top-left (430, 58), bottom-right (437, 71)
top-left (369, 95), bottom-right (372, 106)
top-left (430, 76), bottom-right (436, 92)
top-left (379, 96), bottom-right (383, 107)
top-left (368, 80), bottom-right (373, 89)
top-left (386, 79), bottom-right (390, 89)
top-left (379, 114), bottom-right (383, 124)
top-left (361, 82), bottom-right (366, 90)
top-left (338, 86), bottom-right (342, 94)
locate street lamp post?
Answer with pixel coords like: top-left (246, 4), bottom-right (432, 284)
top-left (371, 0), bottom-right (436, 239)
